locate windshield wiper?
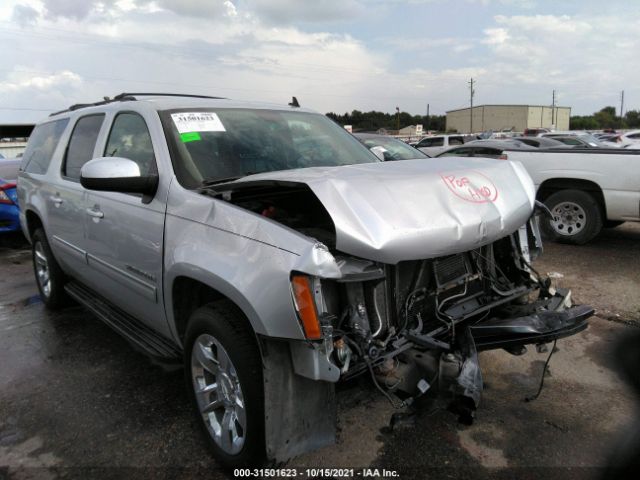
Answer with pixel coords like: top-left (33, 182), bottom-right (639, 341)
top-left (199, 175), bottom-right (247, 188)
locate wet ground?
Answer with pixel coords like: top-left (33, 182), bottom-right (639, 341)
top-left (1, 224), bottom-right (639, 480)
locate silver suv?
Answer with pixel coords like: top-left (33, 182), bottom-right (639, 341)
top-left (17, 93), bottom-right (592, 468)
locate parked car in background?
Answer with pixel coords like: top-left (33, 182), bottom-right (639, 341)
top-left (548, 135), bottom-right (598, 147)
top-left (616, 130), bottom-right (640, 146)
top-left (354, 133), bottom-right (430, 160)
top-left (506, 148), bottom-right (640, 244)
top-left (540, 131), bottom-right (613, 148)
top-left (413, 134), bottom-right (467, 156)
top-left (0, 159), bottom-right (21, 233)
top-left (511, 136), bottom-right (570, 149)
top-left (18, 93), bottom-right (592, 468)
top-left (523, 127), bottom-right (550, 136)
top-left (436, 139), bottom-right (526, 159)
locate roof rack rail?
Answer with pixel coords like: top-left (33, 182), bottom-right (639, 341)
top-left (113, 92), bottom-right (224, 100)
top-left (49, 92), bottom-right (224, 117)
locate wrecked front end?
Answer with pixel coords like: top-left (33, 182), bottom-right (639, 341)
top-left (210, 159), bottom-right (592, 461)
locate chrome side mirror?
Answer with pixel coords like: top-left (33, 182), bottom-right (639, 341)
top-left (80, 157), bottom-right (158, 198)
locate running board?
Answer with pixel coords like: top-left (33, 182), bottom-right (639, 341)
top-left (65, 282), bottom-right (181, 360)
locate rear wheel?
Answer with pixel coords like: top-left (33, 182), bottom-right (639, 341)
top-left (184, 301), bottom-right (265, 469)
top-left (541, 190), bottom-right (603, 245)
top-left (32, 228), bottom-right (68, 309)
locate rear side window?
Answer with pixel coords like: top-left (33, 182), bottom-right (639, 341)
top-left (473, 147), bottom-right (502, 157)
top-left (439, 147), bottom-right (473, 157)
top-left (21, 119), bottom-right (69, 174)
top-left (449, 136), bottom-right (464, 146)
top-left (63, 114), bottom-right (105, 180)
top-left (104, 113), bottom-right (156, 175)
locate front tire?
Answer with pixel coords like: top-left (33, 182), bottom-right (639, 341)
top-left (541, 190), bottom-right (603, 245)
top-left (184, 301), bottom-right (265, 469)
top-left (32, 228), bottom-right (68, 309)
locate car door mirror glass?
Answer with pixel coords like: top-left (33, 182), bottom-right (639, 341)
top-left (80, 156), bottom-right (158, 197)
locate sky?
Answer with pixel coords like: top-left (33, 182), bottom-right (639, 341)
top-left (1, 0), bottom-right (639, 123)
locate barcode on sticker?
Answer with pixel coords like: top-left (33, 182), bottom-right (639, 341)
top-left (171, 112), bottom-right (226, 134)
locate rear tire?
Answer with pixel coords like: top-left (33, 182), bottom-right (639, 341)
top-left (541, 190), bottom-right (603, 245)
top-left (184, 301), bottom-right (265, 469)
top-left (32, 228), bottom-right (68, 309)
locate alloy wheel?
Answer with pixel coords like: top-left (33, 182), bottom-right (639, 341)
top-left (191, 334), bottom-right (246, 455)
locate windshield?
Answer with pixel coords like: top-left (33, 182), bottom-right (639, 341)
top-left (358, 136), bottom-right (429, 160)
top-left (161, 108), bottom-right (378, 188)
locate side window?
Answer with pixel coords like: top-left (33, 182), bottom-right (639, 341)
top-left (449, 137), bottom-right (464, 146)
top-left (473, 148), bottom-right (501, 157)
top-left (63, 114), bottom-right (105, 180)
top-left (628, 133), bottom-right (640, 139)
top-left (22, 119), bottom-right (70, 174)
top-left (440, 147), bottom-right (471, 157)
top-left (104, 113), bottom-right (156, 175)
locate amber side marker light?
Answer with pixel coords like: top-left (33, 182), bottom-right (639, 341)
top-left (291, 275), bottom-right (322, 340)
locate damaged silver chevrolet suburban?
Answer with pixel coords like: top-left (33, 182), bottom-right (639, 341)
top-left (17, 94), bottom-right (592, 469)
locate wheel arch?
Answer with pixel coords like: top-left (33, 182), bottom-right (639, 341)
top-left (537, 178), bottom-right (606, 217)
top-left (24, 208), bottom-right (44, 243)
top-left (167, 268), bottom-right (265, 347)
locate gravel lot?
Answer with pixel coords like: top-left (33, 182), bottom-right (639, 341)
top-left (1, 224), bottom-right (639, 480)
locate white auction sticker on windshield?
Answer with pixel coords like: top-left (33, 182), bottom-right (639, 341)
top-left (171, 112), bottom-right (226, 133)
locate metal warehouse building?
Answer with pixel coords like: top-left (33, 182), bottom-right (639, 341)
top-left (446, 104), bottom-right (571, 134)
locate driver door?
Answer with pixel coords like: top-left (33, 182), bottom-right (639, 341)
top-left (83, 111), bottom-right (168, 331)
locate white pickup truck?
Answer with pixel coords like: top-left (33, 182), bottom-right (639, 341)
top-left (508, 149), bottom-right (640, 244)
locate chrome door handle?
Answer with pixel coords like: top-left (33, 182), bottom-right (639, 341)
top-left (50, 196), bottom-right (63, 205)
top-left (86, 208), bottom-right (104, 219)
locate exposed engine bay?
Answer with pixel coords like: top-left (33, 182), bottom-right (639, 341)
top-left (211, 179), bottom-right (593, 420)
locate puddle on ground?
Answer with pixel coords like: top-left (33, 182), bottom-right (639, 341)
top-left (23, 295), bottom-right (42, 307)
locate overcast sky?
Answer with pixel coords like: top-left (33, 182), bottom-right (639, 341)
top-left (1, 0), bottom-right (638, 123)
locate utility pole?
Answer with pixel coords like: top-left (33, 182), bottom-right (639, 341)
top-left (468, 78), bottom-right (475, 133)
top-left (396, 106), bottom-right (400, 133)
top-left (551, 89), bottom-right (556, 128)
top-left (620, 90), bottom-right (625, 128)
top-left (426, 103), bottom-right (430, 132)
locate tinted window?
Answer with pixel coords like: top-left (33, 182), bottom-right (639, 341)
top-left (449, 136), bottom-right (464, 146)
top-left (439, 147), bottom-right (473, 157)
top-left (63, 115), bottom-right (105, 180)
top-left (104, 113), bottom-right (156, 175)
top-left (473, 147), bottom-right (502, 157)
top-left (21, 119), bottom-right (69, 174)
top-left (628, 133), bottom-right (640, 139)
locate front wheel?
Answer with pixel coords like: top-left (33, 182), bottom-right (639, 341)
top-left (541, 190), bottom-right (603, 245)
top-left (184, 301), bottom-right (265, 469)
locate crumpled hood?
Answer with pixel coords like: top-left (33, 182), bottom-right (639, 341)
top-left (234, 158), bottom-right (536, 263)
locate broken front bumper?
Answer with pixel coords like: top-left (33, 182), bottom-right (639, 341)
top-left (470, 304), bottom-right (592, 351)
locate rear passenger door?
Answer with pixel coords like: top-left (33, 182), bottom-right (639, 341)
top-left (47, 114), bottom-right (104, 282)
top-left (83, 111), bottom-right (167, 329)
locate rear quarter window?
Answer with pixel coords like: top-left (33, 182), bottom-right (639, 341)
top-left (21, 118), bottom-right (70, 174)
